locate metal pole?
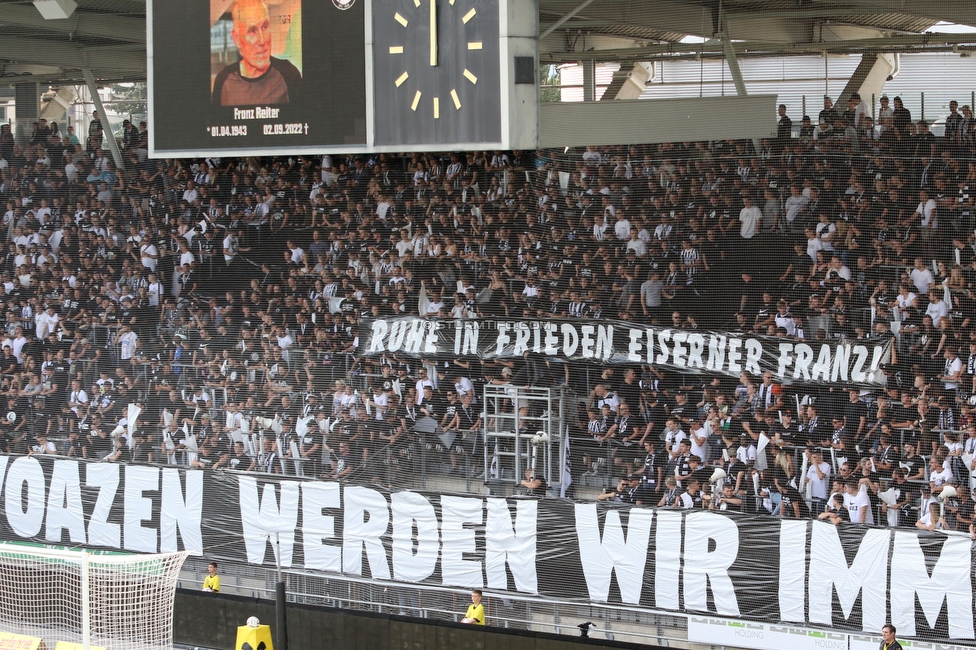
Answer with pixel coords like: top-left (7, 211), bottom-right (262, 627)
top-left (81, 550), bottom-right (90, 650)
top-left (274, 533), bottom-right (288, 650)
top-left (722, 37), bottom-right (762, 155)
top-left (920, 92), bottom-right (925, 121)
top-left (82, 68), bottom-right (125, 171)
top-left (582, 60), bottom-right (595, 102)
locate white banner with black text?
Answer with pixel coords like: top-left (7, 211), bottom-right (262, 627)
top-left (358, 317), bottom-right (892, 386)
top-left (0, 455), bottom-right (967, 643)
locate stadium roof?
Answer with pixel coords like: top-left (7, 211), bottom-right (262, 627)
top-left (0, 0), bottom-right (974, 83)
top-left (539, 0), bottom-right (976, 63)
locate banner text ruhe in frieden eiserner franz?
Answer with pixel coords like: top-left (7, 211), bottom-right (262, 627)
top-left (360, 317), bottom-right (891, 385)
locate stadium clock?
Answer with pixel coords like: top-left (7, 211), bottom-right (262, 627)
top-left (372, 0), bottom-right (502, 146)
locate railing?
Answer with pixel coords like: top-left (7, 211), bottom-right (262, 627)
top-left (178, 555), bottom-right (695, 648)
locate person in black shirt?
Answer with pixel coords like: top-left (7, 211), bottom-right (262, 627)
top-left (519, 467), bottom-right (548, 497)
top-left (688, 454), bottom-right (713, 486)
top-left (844, 389), bottom-right (869, 447)
top-left (769, 409), bottom-right (801, 448)
top-left (64, 428), bottom-right (89, 457)
top-left (951, 487), bottom-right (976, 532)
top-left (598, 477), bottom-right (638, 504)
top-left (630, 440), bottom-right (662, 492)
top-left (0, 347), bottom-right (19, 376)
top-left (668, 390), bottom-right (692, 428)
top-left (105, 433), bottom-right (132, 462)
top-left (873, 431), bottom-right (898, 479)
top-left (617, 367), bottom-right (641, 411)
top-left (818, 493), bottom-right (850, 524)
top-left (299, 424), bottom-right (323, 477)
top-left (130, 431), bottom-right (155, 464)
top-left (28, 396), bottom-right (51, 441)
top-left (711, 483), bottom-right (744, 512)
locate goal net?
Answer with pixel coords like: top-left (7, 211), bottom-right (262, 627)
top-left (0, 543), bottom-right (188, 650)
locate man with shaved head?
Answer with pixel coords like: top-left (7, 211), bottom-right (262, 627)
top-left (212, 0), bottom-right (303, 106)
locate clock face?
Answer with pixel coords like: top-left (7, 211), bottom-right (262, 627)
top-left (372, 0), bottom-right (502, 147)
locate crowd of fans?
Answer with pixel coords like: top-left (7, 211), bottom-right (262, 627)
top-left (1, 92), bottom-right (976, 530)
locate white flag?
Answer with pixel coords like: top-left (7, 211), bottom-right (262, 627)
top-left (560, 427), bottom-right (573, 498)
top-left (489, 442), bottom-right (499, 480)
top-left (418, 281), bottom-right (430, 316)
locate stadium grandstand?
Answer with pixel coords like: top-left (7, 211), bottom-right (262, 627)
top-left (3, 1), bottom-right (976, 649)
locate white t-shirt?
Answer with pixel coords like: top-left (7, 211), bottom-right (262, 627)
top-left (614, 218), bottom-right (632, 241)
top-left (806, 236), bottom-right (824, 263)
top-left (736, 444), bottom-right (757, 466)
top-left (689, 426), bottom-right (708, 460)
top-left (453, 376), bottom-right (474, 397)
top-left (140, 243), bottom-right (158, 271)
top-left (910, 268), bottom-right (934, 295)
top-left (930, 467), bottom-right (953, 489)
top-left (895, 292), bottom-right (917, 318)
top-left (223, 235), bottom-right (237, 262)
top-left (943, 356), bottom-right (963, 389)
top-left (117, 330), bottom-right (138, 360)
top-left (665, 428), bottom-right (687, 453)
top-left (806, 462), bottom-right (831, 499)
top-left (847, 488), bottom-right (873, 524)
top-left (11, 336), bottom-right (26, 363)
top-left (371, 391), bottom-right (389, 421)
top-left (784, 195), bottom-right (809, 223)
top-left (147, 281), bottom-right (163, 307)
top-left (925, 299), bottom-right (949, 328)
top-left (35, 310), bottom-right (59, 339)
top-left (917, 198), bottom-right (937, 229)
top-left (816, 222), bottom-right (837, 251)
top-left (739, 206), bottom-right (762, 239)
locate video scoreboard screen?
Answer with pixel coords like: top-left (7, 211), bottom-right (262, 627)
top-left (148, 0), bottom-right (367, 156)
top-left (147, 0), bottom-right (539, 157)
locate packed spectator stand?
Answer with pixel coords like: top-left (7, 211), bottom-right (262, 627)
top-left (2, 96), bottom-right (976, 533)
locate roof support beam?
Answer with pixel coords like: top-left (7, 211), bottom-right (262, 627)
top-left (541, 0), bottom-right (715, 39)
top-left (540, 0), bottom-right (599, 39)
top-left (543, 32), bottom-right (976, 62)
top-left (810, 0), bottom-right (976, 27)
top-left (0, 36), bottom-right (146, 72)
top-left (0, 5), bottom-right (146, 43)
top-left (83, 68), bottom-right (125, 172)
top-left (721, 35), bottom-right (761, 155)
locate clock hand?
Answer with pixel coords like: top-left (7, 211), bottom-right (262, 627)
top-left (429, 0), bottom-right (438, 66)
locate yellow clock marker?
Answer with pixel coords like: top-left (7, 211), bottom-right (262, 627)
top-left (449, 0), bottom-right (455, 4)
top-left (394, 12), bottom-right (408, 27)
top-left (389, 46), bottom-right (404, 54)
top-left (413, 0), bottom-right (420, 5)
top-left (462, 8), bottom-right (476, 23)
top-left (433, 97), bottom-right (440, 119)
top-left (451, 89), bottom-right (461, 110)
top-left (395, 71), bottom-right (409, 87)
top-left (411, 91), bottom-right (422, 111)
top-left (468, 42), bottom-right (482, 50)
top-left (463, 69), bottom-right (478, 84)
top-left (429, 0), bottom-right (438, 66)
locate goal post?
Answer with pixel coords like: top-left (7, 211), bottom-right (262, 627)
top-left (0, 543), bottom-right (189, 650)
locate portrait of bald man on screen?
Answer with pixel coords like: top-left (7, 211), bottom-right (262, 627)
top-left (211, 0), bottom-right (303, 106)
